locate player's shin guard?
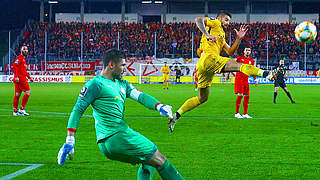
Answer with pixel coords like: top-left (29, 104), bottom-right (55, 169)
top-left (177, 97), bottom-right (200, 116)
top-left (20, 94), bottom-right (30, 110)
top-left (240, 64), bottom-right (264, 77)
top-left (13, 95), bottom-right (20, 112)
top-left (243, 96), bottom-right (249, 114)
top-left (235, 96), bottom-right (243, 114)
top-left (138, 164), bottom-right (156, 180)
top-left (157, 160), bottom-right (184, 180)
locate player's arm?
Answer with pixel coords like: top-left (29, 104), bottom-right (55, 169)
top-left (58, 81), bottom-right (101, 165)
top-left (13, 59), bottom-right (20, 82)
top-left (194, 17), bottom-right (217, 42)
top-left (125, 81), bottom-right (173, 119)
top-left (223, 25), bottom-right (248, 57)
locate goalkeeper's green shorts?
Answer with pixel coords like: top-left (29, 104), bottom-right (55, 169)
top-left (98, 127), bottom-right (157, 165)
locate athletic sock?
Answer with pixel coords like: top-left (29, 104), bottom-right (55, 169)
top-left (13, 95), bottom-right (20, 112)
top-left (243, 96), bottom-right (249, 115)
top-left (20, 94), bottom-right (30, 110)
top-left (285, 91), bottom-right (294, 102)
top-left (240, 64), bottom-right (265, 77)
top-left (273, 92), bottom-right (278, 103)
top-left (235, 95), bottom-right (243, 114)
top-left (137, 164), bottom-right (156, 180)
top-left (177, 97), bottom-right (200, 116)
top-left (157, 160), bottom-right (184, 180)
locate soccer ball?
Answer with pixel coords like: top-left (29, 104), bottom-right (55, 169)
top-left (294, 21), bottom-right (317, 44)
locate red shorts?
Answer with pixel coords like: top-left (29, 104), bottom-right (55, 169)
top-left (235, 77), bottom-right (249, 95)
top-left (14, 81), bottom-right (30, 93)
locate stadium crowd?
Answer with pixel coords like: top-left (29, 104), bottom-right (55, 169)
top-left (16, 21), bottom-right (320, 62)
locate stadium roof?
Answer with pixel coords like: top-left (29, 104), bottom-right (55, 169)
top-left (32, 0), bottom-right (320, 2)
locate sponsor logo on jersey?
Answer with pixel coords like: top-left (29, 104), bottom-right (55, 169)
top-left (79, 86), bottom-right (88, 98)
top-left (114, 96), bottom-right (124, 103)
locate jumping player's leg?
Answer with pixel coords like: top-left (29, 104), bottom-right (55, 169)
top-left (222, 59), bottom-right (278, 80)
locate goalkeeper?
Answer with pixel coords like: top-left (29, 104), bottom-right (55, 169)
top-left (57, 49), bottom-right (184, 180)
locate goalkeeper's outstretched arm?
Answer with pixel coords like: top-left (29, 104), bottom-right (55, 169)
top-left (128, 88), bottom-right (173, 119)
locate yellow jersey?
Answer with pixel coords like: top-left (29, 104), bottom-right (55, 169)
top-left (161, 66), bottom-right (170, 75)
top-left (200, 17), bottom-right (227, 56)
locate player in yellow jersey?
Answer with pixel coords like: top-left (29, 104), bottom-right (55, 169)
top-left (168, 11), bottom-right (281, 132)
top-left (161, 62), bottom-right (170, 90)
top-left (317, 69), bottom-right (320, 78)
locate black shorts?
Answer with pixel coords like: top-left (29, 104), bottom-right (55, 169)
top-left (274, 80), bottom-right (286, 88)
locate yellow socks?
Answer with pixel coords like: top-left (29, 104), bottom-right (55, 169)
top-left (240, 64), bottom-right (264, 77)
top-left (177, 97), bottom-right (201, 115)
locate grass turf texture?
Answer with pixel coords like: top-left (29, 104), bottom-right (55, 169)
top-left (1, 82), bottom-right (320, 179)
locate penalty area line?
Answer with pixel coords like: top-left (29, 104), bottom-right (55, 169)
top-left (0, 163), bottom-right (44, 180)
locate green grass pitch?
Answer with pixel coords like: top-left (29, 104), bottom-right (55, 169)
top-left (1, 82), bottom-right (320, 179)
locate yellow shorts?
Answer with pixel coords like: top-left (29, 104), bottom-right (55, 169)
top-left (196, 53), bottom-right (230, 88)
top-left (163, 74), bottom-right (169, 81)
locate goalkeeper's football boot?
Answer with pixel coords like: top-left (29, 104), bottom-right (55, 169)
top-left (168, 112), bottom-right (180, 132)
top-left (242, 114), bottom-right (252, 118)
top-left (57, 143), bottom-right (74, 165)
top-left (19, 109), bottom-right (29, 116)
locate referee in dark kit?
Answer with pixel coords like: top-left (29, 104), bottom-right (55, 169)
top-left (273, 60), bottom-right (295, 104)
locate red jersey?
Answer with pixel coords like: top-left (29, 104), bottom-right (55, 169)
top-left (235, 55), bottom-right (255, 81)
top-left (13, 55), bottom-right (31, 83)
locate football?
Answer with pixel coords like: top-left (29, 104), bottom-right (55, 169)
top-left (294, 21), bottom-right (317, 44)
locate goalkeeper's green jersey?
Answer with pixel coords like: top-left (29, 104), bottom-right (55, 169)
top-left (67, 75), bottom-right (160, 142)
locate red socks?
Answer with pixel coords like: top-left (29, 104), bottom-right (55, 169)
top-left (235, 95), bottom-right (243, 114)
top-left (20, 94), bottom-right (30, 110)
top-left (243, 96), bottom-right (249, 115)
top-left (13, 95), bottom-right (20, 112)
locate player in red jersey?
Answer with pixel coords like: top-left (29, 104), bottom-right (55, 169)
top-left (12, 46), bottom-right (33, 116)
top-left (230, 47), bottom-right (258, 118)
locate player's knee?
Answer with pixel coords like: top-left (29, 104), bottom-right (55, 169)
top-left (199, 95), bottom-right (208, 103)
top-left (147, 150), bottom-right (167, 168)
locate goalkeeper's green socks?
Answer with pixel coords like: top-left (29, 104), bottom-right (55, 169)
top-left (157, 160), bottom-right (184, 180)
top-left (137, 164), bottom-right (155, 180)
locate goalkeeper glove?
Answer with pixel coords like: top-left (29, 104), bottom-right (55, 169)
top-left (57, 135), bottom-right (75, 165)
top-left (156, 104), bottom-right (173, 119)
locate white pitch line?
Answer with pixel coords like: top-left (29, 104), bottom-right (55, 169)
top-left (0, 163), bottom-right (44, 180)
top-left (0, 109), bottom-right (320, 120)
